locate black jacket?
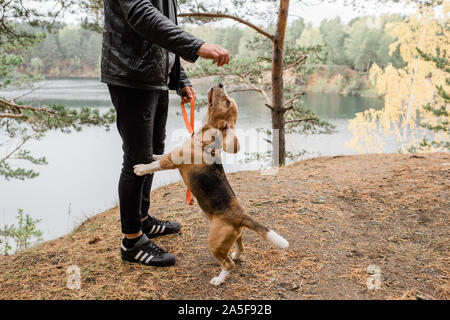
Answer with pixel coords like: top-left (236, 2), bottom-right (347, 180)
top-left (101, 0), bottom-right (204, 91)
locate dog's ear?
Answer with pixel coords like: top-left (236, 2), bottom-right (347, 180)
top-left (222, 127), bottom-right (240, 154)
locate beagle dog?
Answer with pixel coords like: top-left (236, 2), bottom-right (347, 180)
top-left (134, 84), bottom-right (289, 286)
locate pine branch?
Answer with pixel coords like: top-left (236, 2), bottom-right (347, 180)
top-left (284, 55), bottom-right (307, 70)
top-left (1, 137), bottom-right (29, 162)
top-left (178, 12), bottom-right (274, 40)
top-left (0, 98), bottom-right (56, 119)
top-left (235, 73), bottom-right (272, 107)
top-left (228, 88), bottom-right (262, 94)
top-left (283, 93), bottom-right (305, 110)
top-left (285, 117), bottom-right (318, 125)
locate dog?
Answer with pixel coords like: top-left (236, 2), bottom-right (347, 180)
top-left (134, 84), bottom-right (289, 286)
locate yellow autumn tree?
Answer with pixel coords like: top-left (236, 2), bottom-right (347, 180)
top-left (347, 2), bottom-right (450, 154)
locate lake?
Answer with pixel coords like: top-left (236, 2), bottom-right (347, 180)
top-left (0, 78), bottom-right (386, 241)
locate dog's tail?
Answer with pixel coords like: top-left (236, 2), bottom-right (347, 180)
top-left (241, 214), bottom-right (289, 249)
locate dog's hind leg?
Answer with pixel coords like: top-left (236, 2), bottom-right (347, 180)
top-left (210, 254), bottom-right (234, 286)
top-left (230, 229), bottom-right (244, 260)
top-left (208, 220), bottom-right (237, 286)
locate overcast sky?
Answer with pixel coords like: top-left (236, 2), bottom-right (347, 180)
top-left (40, 0), bottom-right (416, 26)
top-left (290, 1), bottom-right (415, 25)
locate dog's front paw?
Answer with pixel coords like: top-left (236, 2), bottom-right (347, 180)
top-left (133, 164), bottom-right (149, 176)
top-left (210, 277), bottom-right (225, 286)
top-left (230, 251), bottom-right (241, 260)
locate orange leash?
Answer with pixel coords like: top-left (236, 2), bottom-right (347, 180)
top-left (180, 98), bottom-right (195, 205)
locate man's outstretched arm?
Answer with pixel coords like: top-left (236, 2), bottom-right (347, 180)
top-left (118, 0), bottom-right (229, 65)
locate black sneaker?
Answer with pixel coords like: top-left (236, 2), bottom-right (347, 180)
top-left (142, 215), bottom-right (181, 238)
top-left (121, 234), bottom-right (176, 267)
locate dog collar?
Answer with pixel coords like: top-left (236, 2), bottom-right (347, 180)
top-left (191, 131), bottom-right (219, 157)
top-left (192, 131), bottom-right (203, 147)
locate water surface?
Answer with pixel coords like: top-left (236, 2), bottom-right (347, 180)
top-left (0, 79), bottom-right (386, 240)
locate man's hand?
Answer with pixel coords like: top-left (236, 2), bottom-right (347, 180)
top-left (179, 86), bottom-right (196, 103)
top-left (196, 43), bottom-right (230, 67)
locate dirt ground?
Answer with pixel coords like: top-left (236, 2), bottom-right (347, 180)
top-left (0, 153), bottom-right (449, 300)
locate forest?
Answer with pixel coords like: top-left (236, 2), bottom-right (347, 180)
top-left (16, 14), bottom-right (406, 96)
top-left (0, 0), bottom-right (448, 301)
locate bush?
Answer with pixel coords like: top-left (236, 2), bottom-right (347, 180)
top-left (335, 74), bottom-right (347, 93)
top-left (29, 57), bottom-right (44, 76)
top-left (0, 209), bottom-right (43, 255)
top-left (343, 75), bottom-right (364, 96)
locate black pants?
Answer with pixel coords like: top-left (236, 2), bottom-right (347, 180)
top-left (108, 85), bottom-right (169, 234)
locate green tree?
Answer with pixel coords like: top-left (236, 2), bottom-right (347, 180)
top-left (376, 14), bottom-right (405, 68)
top-left (29, 57), bottom-right (44, 75)
top-left (84, 32), bottom-right (102, 69)
top-left (0, 209), bottom-right (43, 255)
top-left (188, 26), bottom-right (245, 57)
top-left (185, 25), bottom-right (217, 44)
top-left (343, 15), bottom-right (407, 71)
top-left (286, 18), bottom-right (305, 48)
top-left (222, 28), bottom-right (244, 56)
top-left (179, 0), bottom-right (330, 166)
top-left (58, 26), bottom-right (84, 60)
top-left (0, 99), bottom-right (116, 180)
top-left (35, 32), bottom-right (62, 71)
top-left (0, 1), bottom-right (116, 180)
top-left (188, 43), bottom-right (334, 164)
top-left (297, 25), bottom-right (324, 48)
top-left (20, 23), bottom-right (104, 77)
top-left (78, 0), bottom-right (442, 165)
top-left (320, 18), bottom-right (348, 65)
top-left (347, 3), bottom-right (448, 153)
top-left (344, 18), bottom-right (378, 71)
top-left (412, 48), bottom-right (450, 152)
top-left (237, 28), bottom-right (269, 58)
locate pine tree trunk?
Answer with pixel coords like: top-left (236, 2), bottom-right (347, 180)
top-left (271, 0), bottom-right (290, 167)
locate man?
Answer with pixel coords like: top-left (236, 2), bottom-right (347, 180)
top-left (101, 0), bottom-right (230, 267)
